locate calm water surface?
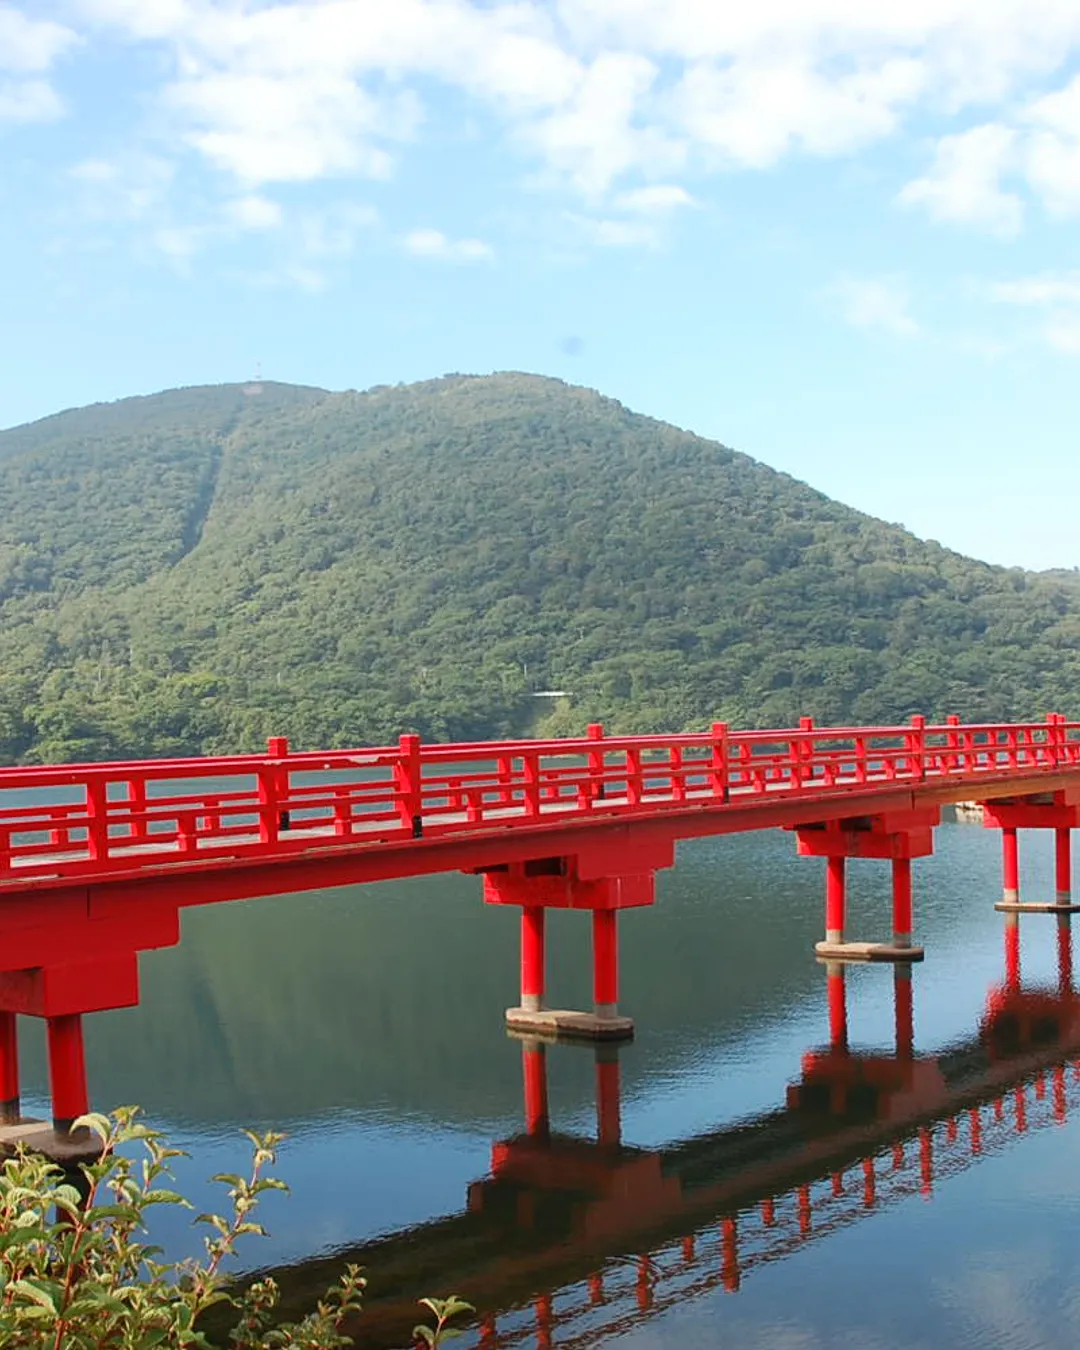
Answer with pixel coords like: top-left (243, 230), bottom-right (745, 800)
top-left (16, 820), bottom-right (1080, 1350)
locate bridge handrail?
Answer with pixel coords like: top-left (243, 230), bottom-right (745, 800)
top-left (1, 716), bottom-right (1077, 889)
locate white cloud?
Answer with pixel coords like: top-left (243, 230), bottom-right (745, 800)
top-left (224, 194), bottom-right (283, 230)
top-left (614, 183), bottom-right (695, 212)
top-left (985, 270), bottom-right (1080, 354)
top-left (0, 5), bottom-right (78, 72)
top-left (0, 77), bottom-right (63, 122)
top-left (988, 273), bottom-right (1080, 306)
top-left (898, 124), bottom-right (1023, 235)
top-left (39, 0), bottom-right (1080, 249)
top-left (402, 228), bottom-right (493, 261)
top-left (831, 274), bottom-right (919, 336)
top-left (0, 5), bottom-right (77, 123)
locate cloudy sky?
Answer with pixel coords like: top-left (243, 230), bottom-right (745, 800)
top-left (3, 0), bottom-right (1079, 568)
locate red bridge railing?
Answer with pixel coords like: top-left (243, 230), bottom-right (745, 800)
top-left (1, 717), bottom-right (1077, 889)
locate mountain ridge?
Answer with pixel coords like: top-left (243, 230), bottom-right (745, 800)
top-left (0, 372), bottom-right (1076, 763)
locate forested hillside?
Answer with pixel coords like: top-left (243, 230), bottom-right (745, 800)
top-left (1, 373), bottom-right (1078, 763)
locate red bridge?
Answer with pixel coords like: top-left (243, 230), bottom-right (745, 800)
top-left (2, 715), bottom-right (1080, 1146)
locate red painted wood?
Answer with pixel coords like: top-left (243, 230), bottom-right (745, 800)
top-left (47, 1013), bottom-right (88, 1128)
top-left (593, 909), bottom-right (618, 1009)
top-left (521, 908), bottom-right (545, 1009)
top-left (0, 1011), bottom-right (18, 1119)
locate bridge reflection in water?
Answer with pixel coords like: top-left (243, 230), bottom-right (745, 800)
top-left (256, 912), bottom-right (1080, 1350)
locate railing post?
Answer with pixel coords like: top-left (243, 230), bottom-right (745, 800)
top-left (711, 722), bottom-right (729, 803)
top-left (795, 716), bottom-right (814, 788)
top-left (267, 736), bottom-right (291, 833)
top-left (395, 733), bottom-right (423, 837)
top-left (587, 723), bottom-right (605, 802)
top-left (127, 777), bottom-right (146, 843)
top-left (85, 776), bottom-right (108, 862)
top-left (625, 747), bottom-right (642, 806)
top-left (522, 752), bottom-right (541, 819)
top-left (908, 715), bottom-right (925, 780)
top-left (946, 714), bottom-right (960, 773)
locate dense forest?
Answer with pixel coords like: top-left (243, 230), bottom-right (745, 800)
top-left (1, 372), bottom-right (1078, 763)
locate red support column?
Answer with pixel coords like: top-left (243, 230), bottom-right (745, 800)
top-left (522, 1041), bottom-right (549, 1138)
top-left (827, 963), bottom-right (848, 1052)
top-left (595, 1046), bottom-right (622, 1147)
top-left (0, 1012), bottom-right (19, 1124)
top-left (894, 963), bottom-right (914, 1058)
top-left (47, 1014), bottom-right (89, 1132)
top-left (593, 909), bottom-right (619, 1020)
top-left (892, 858), bottom-right (913, 949)
top-left (1005, 913), bottom-right (1021, 990)
top-left (521, 908), bottom-right (545, 1014)
top-left (1057, 828), bottom-right (1072, 904)
top-left (1002, 827), bottom-right (1020, 904)
top-left (825, 856), bottom-right (846, 946)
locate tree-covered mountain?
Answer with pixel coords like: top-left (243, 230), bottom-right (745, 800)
top-left (1, 372), bottom-right (1078, 763)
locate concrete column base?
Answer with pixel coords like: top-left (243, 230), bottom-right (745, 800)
top-left (505, 1006), bottom-right (634, 1042)
top-left (814, 940), bottom-right (925, 963)
top-left (0, 1118), bottom-right (103, 1165)
top-left (1002, 888), bottom-right (1020, 904)
top-left (995, 900), bottom-right (1080, 914)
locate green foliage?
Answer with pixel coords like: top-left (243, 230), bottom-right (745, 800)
top-left (1, 371), bottom-right (1079, 762)
top-left (0, 1107), bottom-right (469, 1348)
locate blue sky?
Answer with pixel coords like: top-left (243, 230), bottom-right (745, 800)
top-left (3, 1), bottom-right (1080, 570)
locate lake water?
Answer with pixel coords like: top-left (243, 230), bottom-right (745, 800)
top-left (14, 818), bottom-right (1080, 1350)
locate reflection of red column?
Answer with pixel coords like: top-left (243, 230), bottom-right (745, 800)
top-left (636, 1255), bottom-right (653, 1310)
top-left (1057, 915), bottom-right (1074, 994)
top-left (1057, 828), bottom-right (1072, 902)
top-left (479, 1314), bottom-right (497, 1350)
top-left (831, 1171), bottom-right (843, 1197)
top-left (1002, 828), bottom-right (1020, 903)
top-left (827, 963), bottom-right (847, 1051)
top-left (892, 1142), bottom-right (904, 1170)
top-left (761, 1198), bottom-right (776, 1226)
top-left (593, 909), bottom-right (619, 1020)
top-left (595, 1047), bottom-right (622, 1147)
top-left (970, 1106), bottom-right (982, 1154)
top-left (946, 1116), bottom-right (958, 1144)
top-left (721, 1216), bottom-right (740, 1292)
top-left (0, 1012), bottom-right (18, 1124)
top-left (892, 858), bottom-right (913, 948)
top-left (826, 857), bottom-right (846, 945)
top-left (1054, 1064), bottom-right (1067, 1124)
top-left (1015, 1084), bottom-right (1027, 1132)
top-left (797, 1185), bottom-right (811, 1237)
top-left (521, 908), bottom-right (545, 1013)
top-left (1005, 914), bottom-right (1021, 991)
top-left (523, 1041), bottom-right (549, 1138)
top-left (682, 1235), bottom-right (696, 1262)
top-left (535, 1294), bottom-right (553, 1350)
top-left (894, 964), bottom-right (914, 1058)
top-left (47, 1014), bottom-right (89, 1132)
top-left (588, 1273), bottom-right (603, 1305)
top-left (919, 1126), bottom-right (933, 1198)
top-left (862, 1156), bottom-right (876, 1207)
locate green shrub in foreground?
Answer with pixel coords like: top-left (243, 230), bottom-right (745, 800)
top-left (0, 1107), bottom-right (469, 1348)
